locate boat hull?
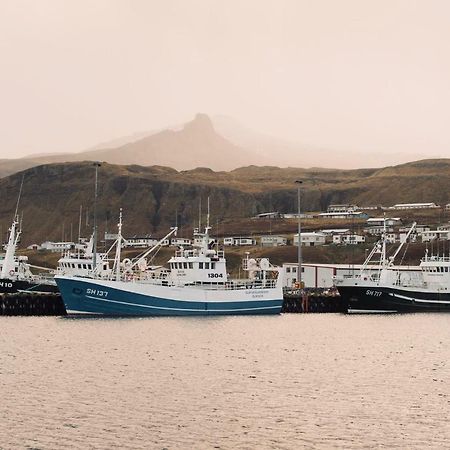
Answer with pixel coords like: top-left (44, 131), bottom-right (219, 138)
top-left (338, 285), bottom-right (450, 313)
top-left (0, 278), bottom-right (58, 294)
top-left (55, 276), bottom-right (284, 316)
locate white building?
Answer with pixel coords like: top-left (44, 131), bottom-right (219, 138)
top-left (321, 228), bottom-right (350, 236)
top-left (253, 212), bottom-right (282, 219)
top-left (223, 237), bottom-right (256, 246)
top-left (366, 217), bottom-right (402, 227)
top-left (193, 236), bottom-right (217, 247)
top-left (260, 235), bottom-right (287, 247)
top-left (124, 236), bottom-right (158, 248)
top-left (386, 233), bottom-right (398, 244)
top-left (420, 230), bottom-right (450, 242)
top-left (399, 225), bottom-right (430, 234)
top-left (332, 234), bottom-right (366, 245)
top-left (388, 202), bottom-right (439, 210)
top-left (293, 232), bottom-right (326, 247)
top-left (364, 226), bottom-right (394, 236)
top-left (318, 211), bottom-right (369, 219)
top-left (399, 232), bottom-right (417, 243)
top-left (283, 263), bottom-right (421, 289)
top-left (40, 241), bottom-right (76, 252)
top-left (170, 238), bottom-right (192, 246)
top-left (327, 204), bottom-right (359, 213)
top-left (437, 223), bottom-right (450, 231)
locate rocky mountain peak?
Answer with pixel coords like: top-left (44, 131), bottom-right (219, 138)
top-left (183, 113), bottom-right (215, 134)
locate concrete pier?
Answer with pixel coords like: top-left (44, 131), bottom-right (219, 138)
top-left (283, 289), bottom-right (344, 313)
top-left (0, 293), bottom-right (67, 316)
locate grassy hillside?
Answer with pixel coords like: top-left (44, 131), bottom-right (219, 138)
top-left (0, 159), bottom-right (448, 246)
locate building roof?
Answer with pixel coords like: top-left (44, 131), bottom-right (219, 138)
top-left (391, 202), bottom-right (438, 207)
top-left (366, 217), bottom-right (401, 222)
top-left (321, 229), bottom-right (350, 234)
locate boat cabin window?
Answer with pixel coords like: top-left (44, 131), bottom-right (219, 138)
top-left (211, 262), bottom-right (215, 270)
top-left (205, 262), bottom-right (210, 269)
top-left (183, 262), bottom-right (188, 269)
top-left (189, 263), bottom-right (193, 269)
top-left (199, 262), bottom-right (203, 269)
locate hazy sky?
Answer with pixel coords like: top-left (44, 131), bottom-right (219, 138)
top-left (1, 0), bottom-right (449, 159)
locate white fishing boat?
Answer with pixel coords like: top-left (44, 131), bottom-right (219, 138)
top-left (0, 216), bottom-right (57, 294)
top-left (55, 211), bottom-right (284, 316)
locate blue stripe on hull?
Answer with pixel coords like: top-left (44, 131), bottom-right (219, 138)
top-left (56, 277), bottom-right (283, 316)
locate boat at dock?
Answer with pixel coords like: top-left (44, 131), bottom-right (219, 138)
top-left (335, 222), bottom-right (450, 313)
top-left (55, 213), bottom-right (284, 316)
top-left (0, 216), bottom-right (57, 294)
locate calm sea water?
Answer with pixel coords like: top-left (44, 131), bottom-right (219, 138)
top-left (1, 314), bottom-right (450, 449)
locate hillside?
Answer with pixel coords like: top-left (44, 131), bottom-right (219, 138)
top-left (0, 159), bottom-right (449, 246)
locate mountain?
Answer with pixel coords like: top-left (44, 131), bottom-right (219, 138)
top-left (2, 113), bottom-right (442, 181)
top-left (79, 114), bottom-right (259, 170)
top-left (211, 115), bottom-right (436, 169)
top-left (0, 159), bottom-right (449, 246)
top-left (0, 114), bottom-right (260, 179)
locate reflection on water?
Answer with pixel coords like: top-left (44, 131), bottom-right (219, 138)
top-left (1, 314), bottom-right (450, 449)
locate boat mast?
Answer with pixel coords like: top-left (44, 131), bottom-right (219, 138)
top-left (1, 219), bottom-right (20, 278)
top-left (92, 162), bottom-right (101, 271)
top-left (381, 215), bottom-right (387, 268)
top-left (1, 175), bottom-right (24, 278)
top-left (389, 222), bottom-right (416, 263)
top-left (114, 209), bottom-right (123, 281)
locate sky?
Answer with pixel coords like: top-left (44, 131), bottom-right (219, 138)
top-left (0, 0), bottom-right (449, 161)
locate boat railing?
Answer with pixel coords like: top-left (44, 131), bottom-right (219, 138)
top-left (421, 256), bottom-right (450, 263)
top-left (188, 279), bottom-right (278, 290)
top-left (341, 273), bottom-right (380, 282)
top-left (111, 276), bottom-right (278, 290)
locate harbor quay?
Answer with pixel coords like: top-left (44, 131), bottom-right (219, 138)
top-left (0, 289), bottom-right (342, 315)
top-left (0, 292), bottom-right (66, 316)
top-left (282, 288), bottom-right (344, 313)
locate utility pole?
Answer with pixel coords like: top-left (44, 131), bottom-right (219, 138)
top-left (295, 180), bottom-right (303, 287)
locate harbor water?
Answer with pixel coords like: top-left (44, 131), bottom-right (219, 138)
top-left (1, 314), bottom-right (450, 449)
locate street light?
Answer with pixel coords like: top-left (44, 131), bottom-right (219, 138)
top-left (92, 162), bottom-right (101, 272)
top-left (295, 180), bottom-right (303, 288)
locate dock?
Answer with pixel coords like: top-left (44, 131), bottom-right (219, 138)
top-left (283, 289), bottom-right (344, 313)
top-left (0, 292), bottom-right (67, 316)
top-left (0, 290), bottom-right (342, 316)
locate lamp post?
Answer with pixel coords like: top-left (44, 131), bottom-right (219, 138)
top-left (295, 180), bottom-right (303, 288)
top-left (92, 162), bottom-right (101, 272)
